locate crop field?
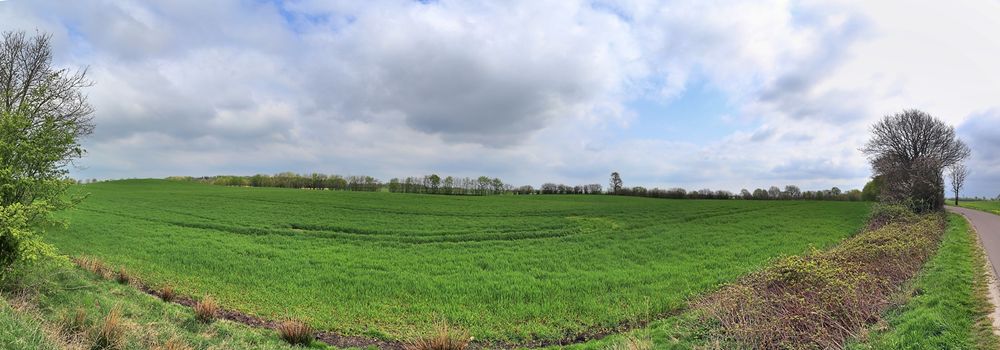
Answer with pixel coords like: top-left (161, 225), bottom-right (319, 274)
top-left (46, 180), bottom-right (870, 343)
top-left (960, 201), bottom-right (1000, 215)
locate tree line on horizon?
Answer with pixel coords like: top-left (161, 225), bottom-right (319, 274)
top-left (167, 172), bottom-right (867, 201)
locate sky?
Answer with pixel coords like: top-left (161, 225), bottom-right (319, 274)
top-left (2, 0), bottom-right (999, 197)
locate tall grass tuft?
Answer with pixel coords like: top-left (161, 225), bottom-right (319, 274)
top-left (276, 319), bottom-right (314, 346)
top-left (59, 307), bottom-right (89, 335)
top-left (159, 285), bottom-right (176, 302)
top-left (193, 296), bottom-right (219, 323)
top-left (405, 321), bottom-right (472, 350)
top-left (92, 305), bottom-right (126, 349)
top-left (115, 268), bottom-right (132, 285)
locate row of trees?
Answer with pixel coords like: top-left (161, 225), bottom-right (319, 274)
top-left (606, 173), bottom-right (863, 201)
top-left (387, 175), bottom-right (508, 195)
top-left (177, 173), bottom-right (384, 192)
top-left (189, 171), bottom-right (867, 201)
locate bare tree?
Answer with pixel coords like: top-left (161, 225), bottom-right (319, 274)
top-left (949, 163), bottom-right (968, 206)
top-left (767, 186), bottom-right (781, 199)
top-left (861, 109), bottom-right (970, 211)
top-left (609, 172), bottom-right (623, 194)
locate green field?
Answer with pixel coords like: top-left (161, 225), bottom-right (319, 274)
top-left (45, 180), bottom-right (870, 343)
top-left (960, 201), bottom-right (1000, 216)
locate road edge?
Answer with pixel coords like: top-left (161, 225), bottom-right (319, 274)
top-left (955, 211), bottom-right (1000, 337)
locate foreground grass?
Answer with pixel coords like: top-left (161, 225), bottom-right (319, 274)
top-left (1, 260), bottom-right (333, 350)
top-left (850, 214), bottom-right (1000, 349)
top-left (46, 180), bottom-right (870, 342)
top-left (960, 201), bottom-right (1000, 216)
top-left (569, 212), bottom-right (994, 350)
top-left (0, 298), bottom-right (58, 350)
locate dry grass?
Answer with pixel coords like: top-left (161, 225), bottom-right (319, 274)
top-left (193, 296), bottom-right (219, 323)
top-left (152, 336), bottom-right (192, 350)
top-left (91, 305), bottom-right (126, 350)
top-left (58, 307), bottom-right (89, 335)
top-left (698, 212), bottom-right (945, 349)
top-left (606, 334), bottom-right (653, 350)
top-left (73, 256), bottom-right (113, 279)
top-left (114, 268), bottom-right (132, 285)
top-left (276, 319), bottom-right (314, 346)
top-left (159, 285), bottom-right (176, 303)
top-left (405, 322), bottom-right (472, 350)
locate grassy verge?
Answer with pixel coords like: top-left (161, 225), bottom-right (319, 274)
top-left (0, 259), bottom-right (336, 350)
top-left (565, 209), bottom-right (959, 349)
top-left (0, 298), bottom-right (59, 350)
top-left (959, 201), bottom-right (1000, 216)
top-left (850, 214), bottom-right (1000, 349)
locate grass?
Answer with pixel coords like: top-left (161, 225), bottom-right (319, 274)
top-left (47, 179), bottom-right (871, 342)
top-left (849, 214), bottom-right (1000, 349)
top-left (0, 298), bottom-right (59, 350)
top-left (559, 211), bottom-right (987, 350)
top-left (404, 322), bottom-right (471, 350)
top-left (193, 296), bottom-right (219, 324)
top-left (276, 320), bottom-right (315, 346)
top-left (0, 259), bottom-right (332, 350)
top-left (960, 200), bottom-right (1000, 216)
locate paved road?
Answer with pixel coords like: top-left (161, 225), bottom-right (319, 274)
top-left (948, 206), bottom-right (1000, 279)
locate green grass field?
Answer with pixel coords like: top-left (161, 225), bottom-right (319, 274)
top-left (1, 259), bottom-right (329, 350)
top-left (960, 201), bottom-right (1000, 216)
top-left (45, 179), bottom-right (870, 343)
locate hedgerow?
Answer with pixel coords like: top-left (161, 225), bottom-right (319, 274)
top-left (698, 208), bottom-right (944, 349)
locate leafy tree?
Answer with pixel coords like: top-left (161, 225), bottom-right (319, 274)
top-left (861, 176), bottom-right (883, 202)
top-left (1, 31), bottom-right (94, 269)
top-left (428, 174), bottom-right (441, 193)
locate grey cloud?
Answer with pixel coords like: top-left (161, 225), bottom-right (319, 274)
top-left (959, 110), bottom-right (1000, 197)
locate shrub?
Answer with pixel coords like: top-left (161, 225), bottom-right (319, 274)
top-left (276, 319), bottom-right (314, 346)
top-left (405, 322), bottom-right (471, 350)
top-left (159, 285), bottom-right (176, 302)
top-left (115, 268), bottom-right (131, 285)
top-left (193, 296), bottom-right (219, 323)
top-left (92, 305), bottom-right (126, 349)
top-left (866, 203), bottom-right (917, 230)
top-left (698, 214), bottom-right (945, 349)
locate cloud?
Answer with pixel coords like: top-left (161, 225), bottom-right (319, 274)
top-left (959, 110), bottom-right (1000, 197)
top-left (1, 0), bottom-right (998, 195)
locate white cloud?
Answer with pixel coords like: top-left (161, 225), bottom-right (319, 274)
top-left (1, 0), bottom-right (997, 195)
